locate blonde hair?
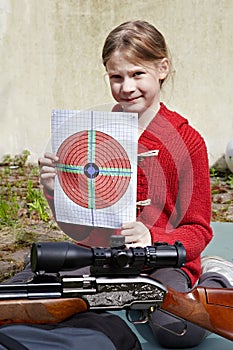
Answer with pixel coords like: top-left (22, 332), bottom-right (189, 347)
top-left (102, 20), bottom-right (171, 86)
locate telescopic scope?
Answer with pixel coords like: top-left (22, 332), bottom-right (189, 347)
top-left (31, 240), bottom-right (186, 275)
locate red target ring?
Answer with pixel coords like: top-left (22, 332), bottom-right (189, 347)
top-left (56, 130), bottom-right (132, 209)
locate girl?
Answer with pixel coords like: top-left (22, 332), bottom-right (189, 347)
top-left (39, 20), bottom-right (231, 348)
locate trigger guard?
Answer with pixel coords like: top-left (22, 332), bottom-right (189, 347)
top-left (126, 309), bottom-right (149, 324)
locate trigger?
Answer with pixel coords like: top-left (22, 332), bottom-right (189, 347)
top-left (126, 309), bottom-right (149, 324)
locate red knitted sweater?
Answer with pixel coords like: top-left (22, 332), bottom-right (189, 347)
top-left (45, 103), bottom-right (213, 286)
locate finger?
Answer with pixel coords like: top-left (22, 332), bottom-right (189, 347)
top-left (125, 243), bottom-right (138, 249)
top-left (121, 228), bottom-right (134, 237)
top-left (40, 173), bottom-right (56, 191)
top-left (126, 242), bottom-right (145, 248)
top-left (40, 165), bottom-right (57, 174)
top-left (38, 153), bottom-right (58, 166)
top-left (39, 158), bottom-right (58, 169)
top-left (124, 236), bottom-right (136, 245)
top-left (44, 152), bottom-right (59, 161)
top-left (122, 222), bottom-right (135, 229)
top-left (40, 172), bottom-right (57, 180)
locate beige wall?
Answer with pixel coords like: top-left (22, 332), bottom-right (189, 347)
top-left (1, 0), bottom-right (233, 165)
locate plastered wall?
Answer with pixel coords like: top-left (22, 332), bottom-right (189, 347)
top-left (1, 0), bottom-right (233, 165)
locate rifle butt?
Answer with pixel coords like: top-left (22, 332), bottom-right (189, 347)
top-left (0, 298), bottom-right (88, 325)
top-left (162, 286), bottom-right (233, 341)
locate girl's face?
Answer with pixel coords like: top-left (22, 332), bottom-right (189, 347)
top-left (106, 50), bottom-right (169, 117)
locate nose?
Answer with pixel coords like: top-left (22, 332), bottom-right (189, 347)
top-left (121, 77), bottom-right (136, 94)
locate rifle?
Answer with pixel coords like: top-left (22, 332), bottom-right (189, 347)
top-left (0, 240), bottom-right (232, 341)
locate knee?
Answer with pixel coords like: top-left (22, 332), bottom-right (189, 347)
top-left (150, 319), bottom-right (208, 349)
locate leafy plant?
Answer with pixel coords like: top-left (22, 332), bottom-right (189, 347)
top-left (2, 150), bottom-right (30, 167)
top-left (0, 150), bottom-right (50, 226)
top-left (0, 194), bottom-right (20, 227)
top-left (210, 167), bottom-right (218, 177)
top-left (27, 180), bottom-right (50, 222)
top-left (226, 174), bottom-right (233, 189)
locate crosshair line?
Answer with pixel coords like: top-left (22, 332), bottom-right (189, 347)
top-left (56, 164), bottom-right (84, 174)
top-left (89, 115), bottom-right (96, 220)
top-left (56, 164), bottom-right (132, 177)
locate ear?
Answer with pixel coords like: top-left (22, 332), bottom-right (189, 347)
top-left (158, 58), bottom-right (170, 80)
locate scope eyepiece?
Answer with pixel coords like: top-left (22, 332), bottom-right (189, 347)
top-left (144, 241), bottom-right (186, 268)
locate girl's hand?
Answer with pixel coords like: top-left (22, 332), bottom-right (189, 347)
top-left (121, 221), bottom-right (152, 247)
top-left (38, 152), bottom-right (59, 192)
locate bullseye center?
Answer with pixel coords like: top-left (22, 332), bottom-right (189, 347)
top-left (84, 162), bottom-right (99, 178)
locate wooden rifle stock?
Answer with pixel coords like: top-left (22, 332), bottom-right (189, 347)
top-left (162, 286), bottom-right (233, 341)
top-left (0, 298), bottom-right (88, 325)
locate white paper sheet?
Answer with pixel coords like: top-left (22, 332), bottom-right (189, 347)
top-left (51, 109), bottom-right (138, 228)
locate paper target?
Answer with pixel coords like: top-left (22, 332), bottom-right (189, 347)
top-left (51, 109), bottom-right (138, 229)
top-left (56, 130), bottom-right (132, 209)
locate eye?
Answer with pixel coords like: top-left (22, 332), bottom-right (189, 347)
top-left (132, 71), bottom-right (145, 77)
top-left (109, 74), bottom-right (122, 80)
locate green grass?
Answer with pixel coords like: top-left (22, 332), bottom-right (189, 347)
top-left (0, 150), bottom-right (51, 229)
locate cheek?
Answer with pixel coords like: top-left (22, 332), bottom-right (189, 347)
top-left (144, 80), bottom-right (160, 97)
top-left (110, 83), bottom-right (120, 98)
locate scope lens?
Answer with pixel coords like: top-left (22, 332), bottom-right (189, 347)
top-left (31, 242), bottom-right (94, 273)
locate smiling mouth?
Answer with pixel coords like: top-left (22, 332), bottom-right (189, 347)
top-left (121, 96), bottom-right (142, 103)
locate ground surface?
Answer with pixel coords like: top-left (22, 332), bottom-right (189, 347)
top-left (0, 161), bottom-right (233, 282)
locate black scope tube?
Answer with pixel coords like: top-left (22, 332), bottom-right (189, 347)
top-left (31, 241), bottom-right (186, 274)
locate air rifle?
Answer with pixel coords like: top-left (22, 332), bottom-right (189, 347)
top-left (0, 240), bottom-right (232, 341)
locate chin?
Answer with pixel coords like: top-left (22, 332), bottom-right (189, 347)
top-left (121, 103), bottom-right (145, 115)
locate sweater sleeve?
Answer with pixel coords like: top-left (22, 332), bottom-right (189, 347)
top-left (144, 124), bottom-right (213, 286)
top-left (148, 126), bottom-right (213, 262)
